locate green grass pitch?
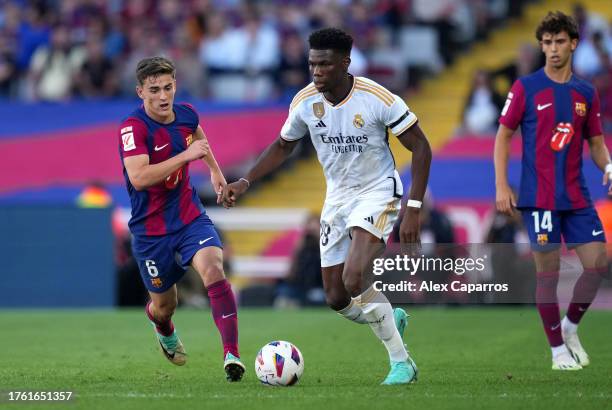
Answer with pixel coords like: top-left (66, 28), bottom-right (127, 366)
top-left (0, 307), bottom-right (610, 409)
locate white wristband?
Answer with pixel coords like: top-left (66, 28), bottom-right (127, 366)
top-left (239, 177), bottom-right (250, 187)
top-left (407, 199), bottom-right (422, 209)
top-left (605, 163), bottom-right (612, 176)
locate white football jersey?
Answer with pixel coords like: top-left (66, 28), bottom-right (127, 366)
top-left (280, 76), bottom-right (417, 204)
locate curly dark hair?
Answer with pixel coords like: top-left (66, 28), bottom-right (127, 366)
top-left (136, 56), bottom-right (176, 85)
top-left (308, 28), bottom-right (353, 55)
top-left (536, 11), bottom-right (579, 41)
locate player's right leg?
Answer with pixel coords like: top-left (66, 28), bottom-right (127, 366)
top-left (147, 286), bottom-right (187, 366)
top-left (562, 239), bottom-right (608, 366)
top-left (523, 208), bottom-right (581, 370)
top-left (132, 234), bottom-right (188, 366)
top-left (343, 227), bottom-right (417, 385)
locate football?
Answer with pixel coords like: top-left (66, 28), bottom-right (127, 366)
top-left (255, 341), bottom-right (304, 386)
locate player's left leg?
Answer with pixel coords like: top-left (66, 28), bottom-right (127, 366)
top-left (560, 207), bottom-right (608, 366)
top-left (191, 246), bottom-right (244, 381)
top-left (562, 243), bottom-right (607, 366)
top-left (343, 227), bottom-right (416, 385)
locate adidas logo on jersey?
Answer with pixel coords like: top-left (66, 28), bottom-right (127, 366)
top-left (315, 120), bottom-right (327, 128)
top-left (364, 216), bottom-right (374, 224)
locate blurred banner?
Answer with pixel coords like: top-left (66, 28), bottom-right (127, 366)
top-left (0, 206), bottom-right (114, 307)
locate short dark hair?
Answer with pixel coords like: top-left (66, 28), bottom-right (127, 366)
top-left (536, 11), bottom-right (579, 41)
top-left (136, 56), bottom-right (175, 85)
top-left (308, 28), bottom-right (353, 55)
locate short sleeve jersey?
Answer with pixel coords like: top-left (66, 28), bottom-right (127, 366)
top-left (280, 76), bottom-right (417, 203)
top-left (118, 103), bottom-right (204, 236)
top-left (499, 68), bottom-right (603, 210)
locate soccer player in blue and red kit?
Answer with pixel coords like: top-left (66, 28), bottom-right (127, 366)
top-left (495, 12), bottom-right (611, 370)
top-left (118, 56), bottom-right (245, 381)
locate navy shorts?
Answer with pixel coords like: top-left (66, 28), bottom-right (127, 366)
top-left (131, 213), bottom-right (223, 293)
top-left (520, 206), bottom-right (605, 251)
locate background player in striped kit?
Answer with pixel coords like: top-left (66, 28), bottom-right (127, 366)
top-left (494, 12), bottom-right (611, 371)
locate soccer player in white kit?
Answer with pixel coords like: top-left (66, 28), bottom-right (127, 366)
top-left (223, 28), bottom-right (432, 385)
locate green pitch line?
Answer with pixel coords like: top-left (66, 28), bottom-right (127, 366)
top-left (0, 307), bottom-right (610, 410)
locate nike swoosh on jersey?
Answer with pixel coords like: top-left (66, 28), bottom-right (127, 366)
top-left (592, 230), bottom-right (603, 236)
top-left (199, 237), bottom-right (213, 245)
top-left (222, 313), bottom-right (236, 319)
top-left (537, 103), bottom-right (552, 111)
top-left (154, 144), bottom-right (169, 151)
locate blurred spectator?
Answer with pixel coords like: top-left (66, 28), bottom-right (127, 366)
top-left (0, 32), bottom-right (17, 97)
top-left (26, 23), bottom-right (84, 101)
top-left (0, 0), bottom-right (562, 103)
top-left (490, 43), bottom-right (542, 90)
top-left (276, 30), bottom-right (309, 100)
top-left (74, 35), bottom-right (119, 98)
top-left (574, 31), bottom-right (612, 79)
top-left (461, 70), bottom-right (505, 135)
top-left (275, 214), bottom-right (325, 307)
top-left (485, 201), bottom-right (535, 303)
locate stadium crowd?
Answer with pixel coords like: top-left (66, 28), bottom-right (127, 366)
top-left (0, 0), bottom-right (532, 102)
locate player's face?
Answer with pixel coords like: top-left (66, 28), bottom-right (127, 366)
top-left (309, 49), bottom-right (350, 93)
top-left (540, 31), bottom-right (577, 69)
top-left (136, 74), bottom-right (176, 121)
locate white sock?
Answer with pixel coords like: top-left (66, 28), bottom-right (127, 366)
top-left (337, 299), bottom-right (368, 324)
top-left (355, 287), bottom-right (408, 363)
top-left (551, 344), bottom-right (569, 358)
top-left (561, 316), bottom-right (578, 334)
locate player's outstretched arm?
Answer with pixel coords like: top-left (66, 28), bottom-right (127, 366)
top-left (194, 125), bottom-right (227, 203)
top-left (396, 124), bottom-right (432, 243)
top-left (222, 136), bottom-right (299, 208)
top-left (587, 135), bottom-right (612, 193)
top-left (124, 140), bottom-right (208, 191)
top-left (494, 124), bottom-right (517, 215)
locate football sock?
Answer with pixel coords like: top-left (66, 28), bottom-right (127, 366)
top-left (535, 270), bottom-right (563, 347)
top-left (356, 286), bottom-right (408, 362)
top-left (565, 267), bottom-right (606, 325)
top-left (207, 279), bottom-right (239, 358)
top-left (145, 300), bottom-right (175, 337)
top-left (336, 299), bottom-right (368, 324)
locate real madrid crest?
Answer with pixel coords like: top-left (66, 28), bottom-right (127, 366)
top-left (353, 114), bottom-right (364, 128)
top-left (313, 102), bottom-right (325, 119)
top-left (575, 102), bottom-right (586, 117)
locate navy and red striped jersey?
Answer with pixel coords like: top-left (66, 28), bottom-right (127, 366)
top-left (118, 103), bottom-right (204, 236)
top-left (499, 68), bottom-right (603, 210)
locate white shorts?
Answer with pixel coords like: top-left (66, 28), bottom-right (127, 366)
top-left (319, 191), bottom-right (401, 268)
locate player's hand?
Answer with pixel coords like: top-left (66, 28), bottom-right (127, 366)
top-left (603, 171), bottom-right (612, 194)
top-left (399, 209), bottom-right (421, 256)
top-left (222, 179), bottom-right (249, 209)
top-left (496, 184), bottom-right (517, 215)
top-left (183, 139), bottom-right (209, 162)
top-left (211, 170), bottom-right (227, 205)
top-left (399, 209), bottom-right (421, 244)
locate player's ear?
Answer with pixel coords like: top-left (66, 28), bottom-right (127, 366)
top-left (342, 55), bottom-right (351, 70)
top-left (570, 38), bottom-right (578, 51)
top-left (136, 85), bottom-right (144, 99)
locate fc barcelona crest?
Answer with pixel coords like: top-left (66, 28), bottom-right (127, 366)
top-left (537, 233), bottom-right (548, 245)
top-left (313, 102), bottom-right (325, 119)
top-left (575, 102), bottom-right (586, 117)
top-left (353, 114), bottom-right (365, 128)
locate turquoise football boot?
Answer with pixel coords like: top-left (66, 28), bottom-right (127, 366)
top-left (381, 357), bottom-right (418, 385)
top-left (224, 352), bottom-right (245, 382)
top-left (155, 330), bottom-right (186, 366)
